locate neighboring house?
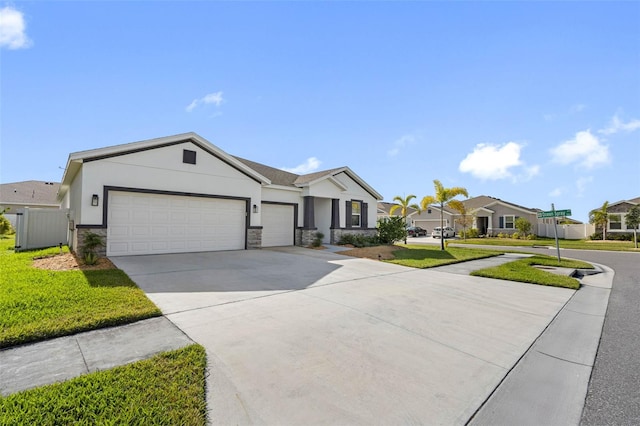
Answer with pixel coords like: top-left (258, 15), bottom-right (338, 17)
top-left (58, 132), bottom-right (382, 256)
top-left (409, 205), bottom-right (456, 233)
top-left (376, 201), bottom-right (418, 225)
top-left (459, 196), bottom-right (541, 236)
top-left (0, 180), bottom-right (61, 227)
top-left (380, 196), bottom-right (542, 235)
top-left (601, 196), bottom-right (640, 235)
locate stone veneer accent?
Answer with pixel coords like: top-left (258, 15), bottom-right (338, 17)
top-left (75, 227), bottom-right (107, 257)
top-left (330, 228), bottom-right (377, 244)
top-left (299, 229), bottom-right (318, 247)
top-left (247, 228), bottom-right (262, 249)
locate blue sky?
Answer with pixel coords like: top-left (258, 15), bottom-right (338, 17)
top-left (1, 1), bottom-right (639, 222)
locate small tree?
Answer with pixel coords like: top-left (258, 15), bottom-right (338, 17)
top-left (0, 208), bottom-right (13, 235)
top-left (377, 216), bottom-right (407, 245)
top-left (450, 200), bottom-right (474, 241)
top-left (81, 232), bottom-right (104, 265)
top-left (625, 205), bottom-right (640, 249)
top-left (515, 217), bottom-right (532, 238)
top-left (589, 201), bottom-right (610, 241)
top-left (312, 232), bottom-right (324, 248)
top-left (389, 195), bottom-right (421, 244)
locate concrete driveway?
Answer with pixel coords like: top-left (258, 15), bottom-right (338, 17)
top-left (111, 247), bottom-right (574, 425)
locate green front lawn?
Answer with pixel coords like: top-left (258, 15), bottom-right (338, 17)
top-left (387, 244), bottom-right (504, 268)
top-left (0, 238), bottom-right (160, 348)
top-left (0, 344), bottom-right (207, 425)
top-left (470, 255), bottom-right (594, 289)
top-left (455, 237), bottom-right (638, 252)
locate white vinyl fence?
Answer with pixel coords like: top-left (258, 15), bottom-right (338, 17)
top-left (15, 208), bottom-right (69, 252)
top-left (537, 223), bottom-right (595, 240)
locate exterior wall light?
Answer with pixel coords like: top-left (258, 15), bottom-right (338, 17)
top-left (253, 204), bottom-right (259, 213)
top-left (91, 194), bottom-right (99, 206)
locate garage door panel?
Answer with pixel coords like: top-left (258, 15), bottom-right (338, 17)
top-left (262, 204), bottom-right (294, 247)
top-left (107, 191), bottom-right (246, 256)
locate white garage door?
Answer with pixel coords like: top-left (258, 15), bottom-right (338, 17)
top-left (414, 220), bottom-right (443, 232)
top-left (261, 203), bottom-right (294, 247)
top-left (107, 191), bottom-right (246, 256)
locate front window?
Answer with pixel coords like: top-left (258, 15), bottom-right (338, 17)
top-left (609, 214), bottom-right (622, 230)
top-left (504, 215), bottom-right (515, 229)
top-left (351, 201), bottom-right (361, 227)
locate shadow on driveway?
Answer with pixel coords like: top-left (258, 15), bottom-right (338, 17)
top-left (110, 249), bottom-right (345, 293)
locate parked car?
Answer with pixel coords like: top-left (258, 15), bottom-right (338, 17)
top-left (431, 226), bottom-right (455, 238)
top-left (407, 226), bottom-right (428, 237)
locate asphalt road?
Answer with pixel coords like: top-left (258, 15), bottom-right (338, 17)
top-left (451, 243), bottom-right (639, 424)
top-left (569, 249), bottom-right (640, 426)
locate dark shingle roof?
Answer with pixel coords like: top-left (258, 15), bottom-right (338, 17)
top-left (233, 156), bottom-right (299, 186)
top-left (377, 201), bottom-right (418, 216)
top-left (0, 180), bottom-right (61, 206)
top-left (462, 195), bottom-right (536, 212)
top-left (233, 156), bottom-right (347, 188)
top-left (294, 167), bottom-right (346, 185)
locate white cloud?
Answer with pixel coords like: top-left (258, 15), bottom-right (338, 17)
top-left (549, 130), bottom-right (610, 169)
top-left (387, 134), bottom-right (416, 157)
top-left (599, 114), bottom-right (640, 135)
top-left (549, 187), bottom-right (564, 197)
top-left (281, 157), bottom-right (321, 174)
top-left (576, 176), bottom-right (593, 197)
top-left (518, 165), bottom-right (540, 182)
top-left (0, 6), bottom-right (32, 50)
top-left (186, 91), bottom-right (224, 112)
top-left (459, 142), bottom-right (535, 181)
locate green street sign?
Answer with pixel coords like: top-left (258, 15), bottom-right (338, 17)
top-left (537, 209), bottom-right (572, 218)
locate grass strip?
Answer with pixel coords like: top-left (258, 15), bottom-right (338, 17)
top-left (0, 239), bottom-right (160, 348)
top-left (387, 244), bottom-right (504, 268)
top-left (455, 237), bottom-right (638, 252)
top-left (0, 344), bottom-right (207, 425)
top-left (470, 255), bottom-right (593, 289)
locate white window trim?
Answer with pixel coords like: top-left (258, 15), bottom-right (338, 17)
top-left (351, 201), bottom-right (361, 228)
top-left (504, 215), bottom-right (515, 229)
top-left (609, 214), bottom-right (622, 230)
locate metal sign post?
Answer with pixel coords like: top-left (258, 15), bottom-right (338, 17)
top-left (537, 206), bottom-right (571, 264)
top-left (551, 203), bottom-right (561, 263)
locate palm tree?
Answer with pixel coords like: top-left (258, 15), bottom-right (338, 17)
top-left (421, 180), bottom-right (469, 250)
top-left (389, 195), bottom-right (421, 244)
top-left (589, 201), bottom-right (610, 241)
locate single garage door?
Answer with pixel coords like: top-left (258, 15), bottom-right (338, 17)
top-left (261, 203), bottom-right (294, 247)
top-left (107, 191), bottom-right (246, 256)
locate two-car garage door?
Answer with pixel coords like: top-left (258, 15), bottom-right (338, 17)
top-left (107, 191), bottom-right (246, 256)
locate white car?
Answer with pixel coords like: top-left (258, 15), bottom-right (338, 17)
top-left (431, 226), bottom-right (455, 238)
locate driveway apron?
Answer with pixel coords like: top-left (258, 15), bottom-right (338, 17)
top-left (111, 248), bottom-right (575, 425)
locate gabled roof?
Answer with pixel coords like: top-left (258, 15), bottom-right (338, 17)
top-left (233, 156), bottom-right (299, 187)
top-left (411, 204), bottom-right (457, 216)
top-left (59, 133), bottom-right (271, 200)
top-left (58, 132), bottom-right (383, 201)
top-left (609, 196), bottom-right (640, 208)
top-left (462, 195), bottom-right (537, 215)
top-left (234, 157), bottom-right (383, 200)
top-left (0, 181), bottom-right (61, 207)
top-left (377, 201), bottom-right (418, 216)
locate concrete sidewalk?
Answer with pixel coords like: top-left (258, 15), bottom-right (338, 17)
top-left (470, 262), bottom-right (613, 425)
top-left (0, 316), bottom-right (193, 396)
